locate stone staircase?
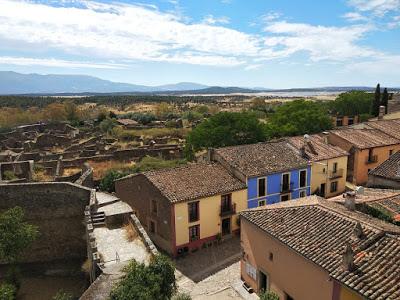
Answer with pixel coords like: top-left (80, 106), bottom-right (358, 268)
top-left (90, 211), bottom-right (106, 227)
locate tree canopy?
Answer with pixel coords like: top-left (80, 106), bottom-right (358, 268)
top-left (110, 254), bottom-right (176, 300)
top-left (265, 100), bottom-right (332, 138)
top-left (329, 91), bottom-right (373, 116)
top-left (371, 83), bottom-right (381, 117)
top-left (186, 111), bottom-right (266, 153)
top-left (0, 207), bottom-right (38, 264)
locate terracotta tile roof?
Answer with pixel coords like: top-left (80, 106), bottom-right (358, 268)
top-left (368, 195), bottom-right (400, 216)
top-left (366, 119), bottom-right (400, 140)
top-left (369, 151), bottom-right (400, 181)
top-left (214, 140), bottom-right (309, 177)
top-left (330, 128), bottom-right (400, 149)
top-left (142, 163), bottom-right (246, 203)
top-left (240, 198), bottom-right (400, 300)
top-left (289, 134), bottom-right (348, 161)
top-left (329, 188), bottom-right (400, 204)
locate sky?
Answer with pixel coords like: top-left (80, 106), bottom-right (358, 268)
top-left (0, 0), bottom-right (399, 88)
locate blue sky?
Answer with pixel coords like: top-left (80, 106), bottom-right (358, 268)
top-left (0, 0), bottom-right (399, 88)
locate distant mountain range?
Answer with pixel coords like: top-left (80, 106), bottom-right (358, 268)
top-left (0, 71), bottom-right (398, 95)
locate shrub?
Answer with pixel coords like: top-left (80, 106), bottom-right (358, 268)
top-left (52, 290), bottom-right (73, 300)
top-left (99, 170), bottom-right (132, 193)
top-left (259, 290), bottom-right (280, 300)
top-left (110, 254), bottom-right (176, 300)
top-left (172, 292), bottom-right (192, 300)
top-left (0, 283), bottom-right (16, 300)
top-left (3, 171), bottom-right (17, 181)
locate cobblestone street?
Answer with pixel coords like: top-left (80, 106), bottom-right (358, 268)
top-left (175, 236), bottom-right (255, 300)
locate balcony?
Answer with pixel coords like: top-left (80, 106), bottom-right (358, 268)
top-left (329, 168), bottom-right (344, 179)
top-left (281, 182), bottom-right (294, 193)
top-left (365, 155), bottom-right (378, 164)
top-left (220, 203), bottom-right (236, 217)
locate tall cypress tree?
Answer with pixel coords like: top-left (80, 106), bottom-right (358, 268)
top-left (381, 87), bottom-right (389, 114)
top-left (371, 83), bottom-right (381, 116)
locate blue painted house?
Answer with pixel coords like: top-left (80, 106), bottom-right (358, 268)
top-left (211, 140), bottom-right (311, 208)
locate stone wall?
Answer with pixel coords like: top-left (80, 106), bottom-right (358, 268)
top-left (0, 182), bottom-right (94, 263)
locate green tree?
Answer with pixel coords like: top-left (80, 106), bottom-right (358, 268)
top-left (110, 254), bottom-right (176, 300)
top-left (265, 100), bottom-right (332, 138)
top-left (64, 101), bottom-right (79, 124)
top-left (381, 87), bottom-right (389, 114)
top-left (0, 207), bottom-right (38, 264)
top-left (186, 112), bottom-right (266, 153)
top-left (329, 91), bottom-right (373, 116)
top-left (371, 83), bottom-right (381, 116)
top-left (99, 117), bottom-right (117, 134)
top-left (99, 170), bottom-right (131, 193)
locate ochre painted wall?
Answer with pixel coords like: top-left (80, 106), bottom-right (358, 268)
top-left (311, 156), bottom-right (348, 198)
top-left (240, 218), bottom-right (334, 300)
top-left (354, 145), bottom-right (400, 185)
top-left (174, 189), bottom-right (247, 247)
top-left (340, 285), bottom-right (363, 300)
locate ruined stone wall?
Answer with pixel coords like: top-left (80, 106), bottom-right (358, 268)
top-left (0, 182), bottom-right (93, 263)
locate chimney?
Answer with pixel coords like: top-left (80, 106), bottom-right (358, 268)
top-left (322, 132), bottom-right (329, 144)
top-left (353, 222), bottom-right (364, 239)
top-left (378, 105), bottom-right (385, 120)
top-left (344, 191), bottom-right (356, 211)
top-left (342, 242), bottom-right (355, 271)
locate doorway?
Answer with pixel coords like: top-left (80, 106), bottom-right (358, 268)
top-left (259, 271), bottom-right (268, 292)
top-left (221, 218), bottom-right (231, 236)
top-left (320, 183), bottom-right (326, 197)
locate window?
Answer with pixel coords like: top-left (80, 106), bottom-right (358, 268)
top-left (245, 262), bottom-right (257, 280)
top-left (389, 149), bottom-right (394, 156)
top-left (348, 117), bottom-right (354, 125)
top-left (151, 199), bottom-right (157, 215)
top-left (149, 220), bottom-right (156, 233)
top-left (333, 162), bottom-right (338, 173)
top-left (269, 252), bottom-right (274, 261)
top-left (299, 170), bottom-right (307, 188)
top-left (281, 173), bottom-right (290, 192)
top-left (189, 225), bottom-right (200, 242)
top-left (258, 178), bottom-right (266, 197)
top-left (258, 199), bottom-right (266, 207)
top-left (336, 117), bottom-right (343, 127)
top-left (330, 181), bottom-right (338, 193)
top-left (299, 190), bottom-right (306, 198)
top-left (188, 201), bottom-right (199, 223)
top-left (281, 194), bottom-right (290, 202)
top-left (221, 194), bottom-right (232, 211)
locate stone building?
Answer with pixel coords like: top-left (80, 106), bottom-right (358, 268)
top-left (240, 196), bottom-right (400, 300)
top-left (211, 140), bottom-right (311, 208)
top-left (368, 151), bottom-right (400, 189)
top-left (115, 163), bottom-right (247, 257)
top-left (289, 134), bottom-right (348, 198)
top-left (328, 128), bottom-right (400, 185)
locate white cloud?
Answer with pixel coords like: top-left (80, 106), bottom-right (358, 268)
top-left (348, 0), bottom-right (400, 16)
top-left (244, 64), bottom-right (263, 71)
top-left (0, 0), bottom-right (395, 72)
top-left (345, 54), bottom-right (400, 75)
top-left (0, 56), bottom-right (127, 69)
top-left (0, 0), bottom-right (260, 66)
top-left (262, 12), bottom-right (282, 22)
top-left (342, 12), bottom-right (368, 21)
top-left (202, 15), bottom-right (230, 25)
top-left (261, 21), bottom-right (377, 61)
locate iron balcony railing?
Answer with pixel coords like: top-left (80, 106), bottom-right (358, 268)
top-left (220, 203), bottom-right (236, 217)
top-left (329, 168), bottom-right (344, 179)
top-left (281, 182), bottom-right (294, 193)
